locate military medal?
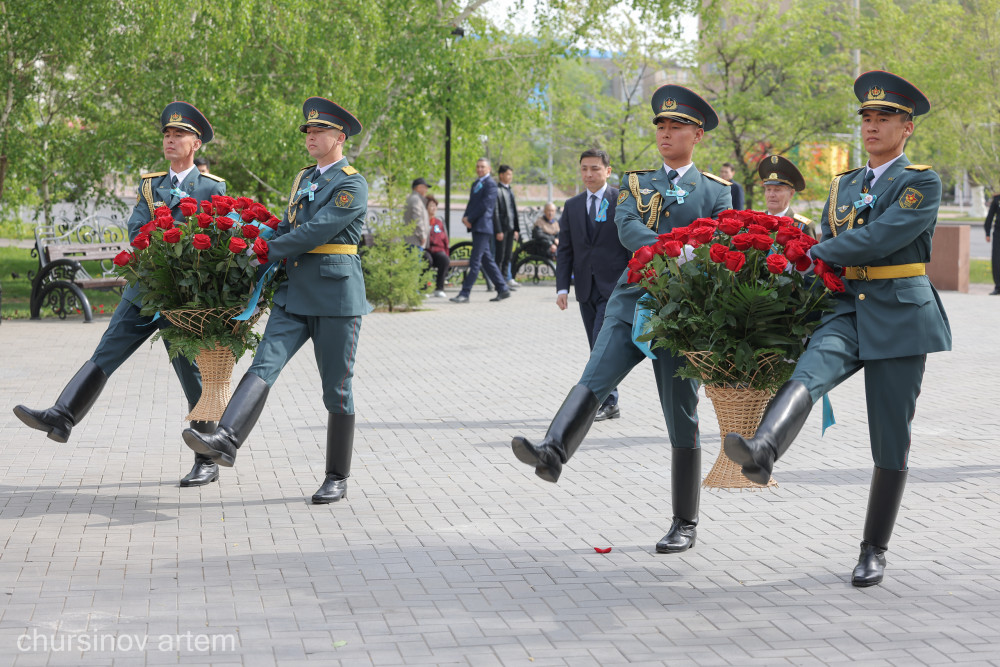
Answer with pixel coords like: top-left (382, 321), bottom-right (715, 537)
top-left (664, 186), bottom-right (687, 204)
top-left (595, 198), bottom-right (609, 222)
top-left (169, 186), bottom-right (188, 199)
top-left (639, 188), bottom-right (654, 195)
top-left (853, 193), bottom-right (877, 209)
top-left (296, 181), bottom-right (319, 202)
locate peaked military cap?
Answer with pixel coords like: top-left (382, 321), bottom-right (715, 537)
top-left (854, 70), bottom-right (930, 116)
top-left (650, 84), bottom-right (719, 132)
top-left (757, 154), bottom-right (805, 191)
top-left (160, 101), bottom-right (213, 144)
top-left (299, 96), bottom-right (363, 137)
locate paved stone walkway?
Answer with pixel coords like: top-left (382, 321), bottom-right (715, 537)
top-left (1, 283), bottom-right (999, 666)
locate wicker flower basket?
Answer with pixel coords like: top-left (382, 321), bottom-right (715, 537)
top-left (683, 351), bottom-right (780, 490)
top-left (161, 307), bottom-right (261, 422)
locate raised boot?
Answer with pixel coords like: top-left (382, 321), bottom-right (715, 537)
top-left (852, 467), bottom-right (907, 587)
top-left (13, 360), bottom-right (108, 443)
top-left (723, 381), bottom-right (812, 485)
top-left (312, 413), bottom-right (354, 504)
top-left (182, 373), bottom-right (269, 467)
top-left (656, 447), bottom-right (701, 553)
top-left (179, 420), bottom-right (220, 487)
top-left (511, 385), bottom-right (601, 483)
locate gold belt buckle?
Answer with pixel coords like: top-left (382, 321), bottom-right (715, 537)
top-left (857, 266), bottom-right (870, 281)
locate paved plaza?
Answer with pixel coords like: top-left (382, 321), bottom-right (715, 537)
top-left (0, 282), bottom-right (999, 666)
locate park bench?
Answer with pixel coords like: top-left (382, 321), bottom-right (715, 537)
top-left (29, 220), bottom-right (129, 322)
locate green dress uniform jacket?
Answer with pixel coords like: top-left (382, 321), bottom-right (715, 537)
top-left (811, 155), bottom-right (952, 359)
top-left (267, 158), bottom-right (371, 317)
top-left (122, 170), bottom-right (227, 306)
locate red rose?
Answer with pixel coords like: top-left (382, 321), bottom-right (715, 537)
top-left (627, 269), bottom-right (642, 284)
top-left (784, 240), bottom-right (808, 262)
top-left (212, 195), bottom-right (232, 216)
top-left (233, 196), bottom-right (253, 211)
top-left (228, 237), bottom-right (248, 253)
top-left (113, 250), bottom-right (134, 266)
top-left (628, 257), bottom-right (645, 271)
top-left (709, 243), bottom-right (729, 263)
top-left (240, 208), bottom-right (257, 222)
top-left (724, 250), bottom-right (746, 272)
top-left (766, 254), bottom-right (788, 274)
top-left (775, 227), bottom-right (801, 245)
top-left (735, 210), bottom-right (757, 225)
top-left (644, 268), bottom-right (657, 280)
top-left (657, 231), bottom-right (676, 242)
top-left (822, 272), bottom-right (846, 293)
top-left (196, 213), bottom-right (213, 228)
top-left (747, 224), bottom-right (768, 235)
top-left (163, 227), bottom-right (183, 243)
top-left (671, 226), bottom-right (692, 245)
top-left (242, 224), bottom-right (260, 239)
top-left (192, 233), bottom-right (212, 250)
top-left (753, 212), bottom-right (781, 230)
top-left (131, 232), bottom-right (151, 250)
top-left (689, 226), bottom-right (715, 245)
top-left (692, 217), bottom-right (718, 229)
top-left (253, 203), bottom-right (271, 222)
top-left (633, 245), bottom-right (655, 266)
top-left (215, 215), bottom-right (234, 230)
top-left (795, 256), bottom-right (812, 272)
top-left (179, 198), bottom-right (198, 216)
top-left (717, 209), bottom-right (740, 219)
top-left (153, 206), bottom-right (171, 218)
top-left (155, 215), bottom-right (174, 230)
top-left (732, 233), bottom-right (755, 250)
top-left (252, 237), bottom-right (269, 260)
top-left (813, 258), bottom-right (833, 276)
top-left (718, 218), bottom-right (743, 236)
top-left (139, 221), bottom-right (157, 235)
top-left (750, 234), bottom-right (773, 251)
top-left (200, 200), bottom-right (214, 215)
top-left (800, 234), bottom-right (819, 248)
top-left (777, 216), bottom-right (795, 228)
top-left (662, 240), bottom-right (683, 257)
top-left (265, 216), bottom-right (280, 229)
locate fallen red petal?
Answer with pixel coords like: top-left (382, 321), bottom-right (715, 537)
top-left (593, 547), bottom-right (612, 554)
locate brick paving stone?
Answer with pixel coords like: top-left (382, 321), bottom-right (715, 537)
top-left (1, 286), bottom-right (999, 665)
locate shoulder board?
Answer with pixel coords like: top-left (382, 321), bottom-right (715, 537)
top-left (623, 168), bottom-right (655, 175)
top-left (701, 171), bottom-right (732, 186)
top-left (341, 165), bottom-right (359, 176)
top-left (793, 213), bottom-right (813, 225)
top-left (906, 164), bottom-right (932, 171)
top-left (834, 166), bottom-right (863, 178)
top-left (299, 165), bottom-right (312, 173)
top-left (140, 171), bottom-right (167, 179)
top-left (201, 173), bottom-right (225, 182)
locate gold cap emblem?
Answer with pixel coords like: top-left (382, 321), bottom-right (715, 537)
top-left (771, 155), bottom-right (779, 164)
top-left (868, 85), bottom-right (886, 101)
top-left (769, 172), bottom-right (779, 180)
top-left (662, 98), bottom-right (677, 111)
top-left (169, 112), bottom-right (182, 122)
top-left (307, 109), bottom-right (319, 120)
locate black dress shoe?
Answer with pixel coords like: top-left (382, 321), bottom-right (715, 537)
top-left (489, 289), bottom-right (511, 302)
top-left (655, 517), bottom-right (697, 553)
top-left (312, 476), bottom-right (348, 503)
top-left (450, 294), bottom-right (470, 303)
top-left (852, 541), bottom-right (887, 587)
top-left (179, 456), bottom-right (219, 487)
top-left (593, 403), bottom-right (620, 421)
top-left (991, 288), bottom-right (1000, 295)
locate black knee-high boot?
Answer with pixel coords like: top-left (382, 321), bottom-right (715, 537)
top-left (852, 466), bottom-right (908, 587)
top-left (312, 413), bottom-right (354, 504)
top-left (511, 385), bottom-right (601, 483)
top-left (182, 373), bottom-right (269, 467)
top-left (723, 381), bottom-right (813, 484)
top-left (656, 448), bottom-right (701, 553)
top-left (13, 361), bottom-right (108, 443)
top-left (179, 419), bottom-right (220, 487)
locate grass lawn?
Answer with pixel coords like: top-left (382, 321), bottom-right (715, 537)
top-left (970, 259), bottom-right (991, 284)
top-left (0, 246), bottom-right (122, 321)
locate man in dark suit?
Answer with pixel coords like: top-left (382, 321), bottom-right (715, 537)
top-left (493, 164), bottom-right (520, 288)
top-left (721, 162), bottom-right (744, 210)
top-left (556, 149), bottom-right (630, 421)
top-left (451, 158), bottom-right (511, 303)
top-left (984, 190), bottom-right (1000, 294)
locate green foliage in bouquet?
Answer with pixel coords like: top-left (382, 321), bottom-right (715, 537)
top-left (113, 195), bottom-right (283, 361)
top-left (362, 214), bottom-right (431, 312)
top-left (631, 209), bottom-right (845, 391)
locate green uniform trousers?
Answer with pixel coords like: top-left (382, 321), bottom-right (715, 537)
top-left (578, 312), bottom-right (700, 449)
top-left (248, 305), bottom-right (361, 414)
top-left (790, 313), bottom-right (925, 470)
top-left (90, 301), bottom-right (202, 407)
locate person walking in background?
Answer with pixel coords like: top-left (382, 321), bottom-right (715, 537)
top-left (493, 164), bottom-right (520, 288)
top-left (720, 162), bottom-right (744, 210)
top-left (984, 189), bottom-right (1000, 294)
top-left (555, 148), bottom-right (630, 422)
top-left (425, 194), bottom-right (451, 298)
top-left (450, 158), bottom-right (511, 303)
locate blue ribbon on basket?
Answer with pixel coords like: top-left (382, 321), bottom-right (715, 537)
top-left (231, 262), bottom-right (279, 322)
top-left (822, 394), bottom-right (835, 435)
top-left (632, 300), bottom-right (657, 360)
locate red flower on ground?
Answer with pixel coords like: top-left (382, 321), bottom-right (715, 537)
top-left (228, 237), bottom-right (248, 253)
top-left (192, 234), bottom-right (212, 250)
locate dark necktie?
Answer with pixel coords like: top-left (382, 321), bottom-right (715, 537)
top-left (587, 193), bottom-right (597, 238)
top-left (861, 168), bottom-right (874, 193)
top-left (171, 174), bottom-right (179, 189)
top-left (666, 169), bottom-right (679, 186)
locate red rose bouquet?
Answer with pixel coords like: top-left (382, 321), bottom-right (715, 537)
top-left (630, 209), bottom-right (843, 391)
top-left (113, 195), bottom-right (281, 361)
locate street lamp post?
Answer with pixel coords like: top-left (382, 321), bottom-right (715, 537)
top-left (445, 27), bottom-right (465, 236)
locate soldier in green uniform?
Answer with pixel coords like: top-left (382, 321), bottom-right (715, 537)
top-left (13, 101), bottom-right (226, 488)
top-left (512, 85), bottom-right (732, 553)
top-left (183, 97), bottom-right (371, 505)
top-left (757, 154), bottom-right (818, 239)
top-left (724, 71), bottom-right (952, 587)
